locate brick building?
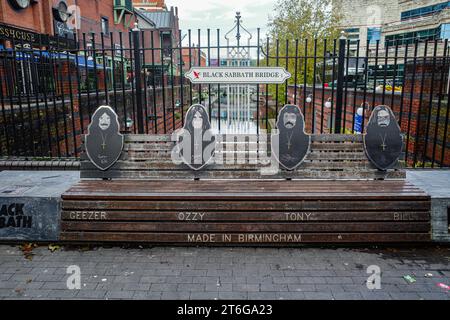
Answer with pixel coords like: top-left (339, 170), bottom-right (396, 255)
top-left (138, 6), bottom-right (180, 74)
top-left (0, 0), bottom-right (188, 158)
top-left (133, 0), bottom-right (166, 11)
top-left (75, 0), bottom-right (136, 48)
top-left (0, 0), bottom-right (140, 95)
top-left (182, 47), bottom-right (207, 72)
top-left (0, 0), bottom-right (75, 49)
top-left (0, 0), bottom-right (136, 49)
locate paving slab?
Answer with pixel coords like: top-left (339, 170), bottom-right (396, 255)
top-left (406, 169), bottom-right (450, 242)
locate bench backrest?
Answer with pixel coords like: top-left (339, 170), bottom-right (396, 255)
top-left (80, 134), bottom-right (405, 180)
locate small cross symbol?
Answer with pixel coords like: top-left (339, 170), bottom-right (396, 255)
top-left (380, 142), bottom-right (387, 151)
top-left (101, 142), bottom-right (106, 150)
top-left (287, 140), bottom-right (292, 150)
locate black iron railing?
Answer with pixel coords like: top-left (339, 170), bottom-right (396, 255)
top-left (0, 30), bottom-right (449, 168)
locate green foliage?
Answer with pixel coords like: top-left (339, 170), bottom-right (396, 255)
top-left (266, 0), bottom-right (343, 104)
top-left (413, 161), bottom-right (434, 168)
top-left (342, 128), bottom-right (355, 135)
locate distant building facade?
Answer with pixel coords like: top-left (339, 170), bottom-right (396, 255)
top-left (339, 0), bottom-right (450, 51)
top-left (384, 0), bottom-right (450, 48)
top-left (182, 47), bottom-right (207, 72)
top-left (136, 6), bottom-right (181, 78)
top-left (133, 0), bottom-right (166, 12)
top-left (338, 0), bottom-right (399, 52)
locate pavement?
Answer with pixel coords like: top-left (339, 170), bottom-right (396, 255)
top-left (0, 244), bottom-right (449, 300)
top-left (406, 169), bottom-right (450, 199)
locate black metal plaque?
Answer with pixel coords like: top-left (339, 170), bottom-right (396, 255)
top-left (364, 105), bottom-right (403, 171)
top-left (272, 104), bottom-right (310, 170)
top-left (85, 105), bottom-right (124, 171)
top-left (180, 104), bottom-right (216, 170)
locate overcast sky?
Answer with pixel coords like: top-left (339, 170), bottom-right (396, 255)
top-left (166, 0), bottom-right (278, 45)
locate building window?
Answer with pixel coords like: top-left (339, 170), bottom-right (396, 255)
top-left (86, 42), bottom-right (94, 57)
top-left (401, 1), bottom-right (450, 20)
top-left (441, 23), bottom-right (450, 40)
top-left (368, 27), bottom-right (381, 44)
top-left (101, 17), bottom-right (109, 35)
top-left (347, 34), bottom-right (360, 45)
top-left (385, 26), bottom-right (442, 47)
top-left (344, 28), bottom-right (360, 34)
top-left (344, 28), bottom-right (360, 45)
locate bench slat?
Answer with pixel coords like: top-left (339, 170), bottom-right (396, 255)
top-left (62, 199), bottom-right (429, 211)
top-left (59, 232), bottom-right (431, 243)
top-left (61, 221), bottom-right (431, 233)
top-left (61, 210), bottom-right (431, 222)
top-left (80, 169), bottom-right (406, 179)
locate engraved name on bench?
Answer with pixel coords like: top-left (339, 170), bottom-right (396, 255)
top-left (187, 233), bottom-right (303, 243)
top-left (65, 211), bottom-right (423, 221)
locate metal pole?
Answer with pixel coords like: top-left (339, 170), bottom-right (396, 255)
top-left (335, 32), bottom-right (346, 134)
top-left (132, 23), bottom-right (144, 134)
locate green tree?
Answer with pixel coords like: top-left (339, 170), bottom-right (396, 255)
top-left (265, 0), bottom-right (343, 104)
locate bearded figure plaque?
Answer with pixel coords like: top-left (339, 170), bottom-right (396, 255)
top-left (180, 104), bottom-right (215, 170)
top-left (364, 105), bottom-right (403, 171)
top-left (85, 105), bottom-right (124, 171)
top-left (272, 104), bottom-right (310, 170)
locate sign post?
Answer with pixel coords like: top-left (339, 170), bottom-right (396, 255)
top-left (335, 32), bottom-right (347, 134)
top-left (132, 23), bottom-right (144, 134)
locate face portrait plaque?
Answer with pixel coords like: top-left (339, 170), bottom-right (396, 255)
top-left (364, 105), bottom-right (403, 171)
top-left (272, 104), bottom-right (310, 170)
top-left (180, 104), bottom-right (215, 171)
top-left (85, 105), bottom-right (124, 171)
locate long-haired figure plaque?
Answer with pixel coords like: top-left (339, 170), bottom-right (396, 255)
top-left (179, 104), bottom-right (216, 171)
top-left (271, 104), bottom-right (310, 170)
top-left (364, 105), bottom-right (403, 171)
top-left (85, 105), bottom-right (124, 171)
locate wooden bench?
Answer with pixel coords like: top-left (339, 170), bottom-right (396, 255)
top-left (60, 134), bottom-right (431, 244)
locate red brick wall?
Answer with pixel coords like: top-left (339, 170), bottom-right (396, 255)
top-left (142, 30), bottom-right (162, 65)
top-left (182, 48), bottom-right (207, 71)
top-left (0, 0), bottom-right (57, 35)
top-left (0, 0), bottom-right (135, 50)
top-left (75, 0), bottom-right (136, 50)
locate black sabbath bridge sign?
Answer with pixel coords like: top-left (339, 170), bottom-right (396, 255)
top-left (184, 67), bottom-right (291, 84)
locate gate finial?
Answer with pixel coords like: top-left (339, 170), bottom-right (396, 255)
top-left (236, 12), bottom-right (241, 42)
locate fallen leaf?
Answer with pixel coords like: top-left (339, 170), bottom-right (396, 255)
top-left (19, 243), bottom-right (38, 260)
top-left (19, 243), bottom-right (34, 253)
top-left (403, 275), bottom-right (416, 284)
top-left (48, 244), bottom-right (60, 253)
top-left (24, 253), bottom-right (34, 261)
